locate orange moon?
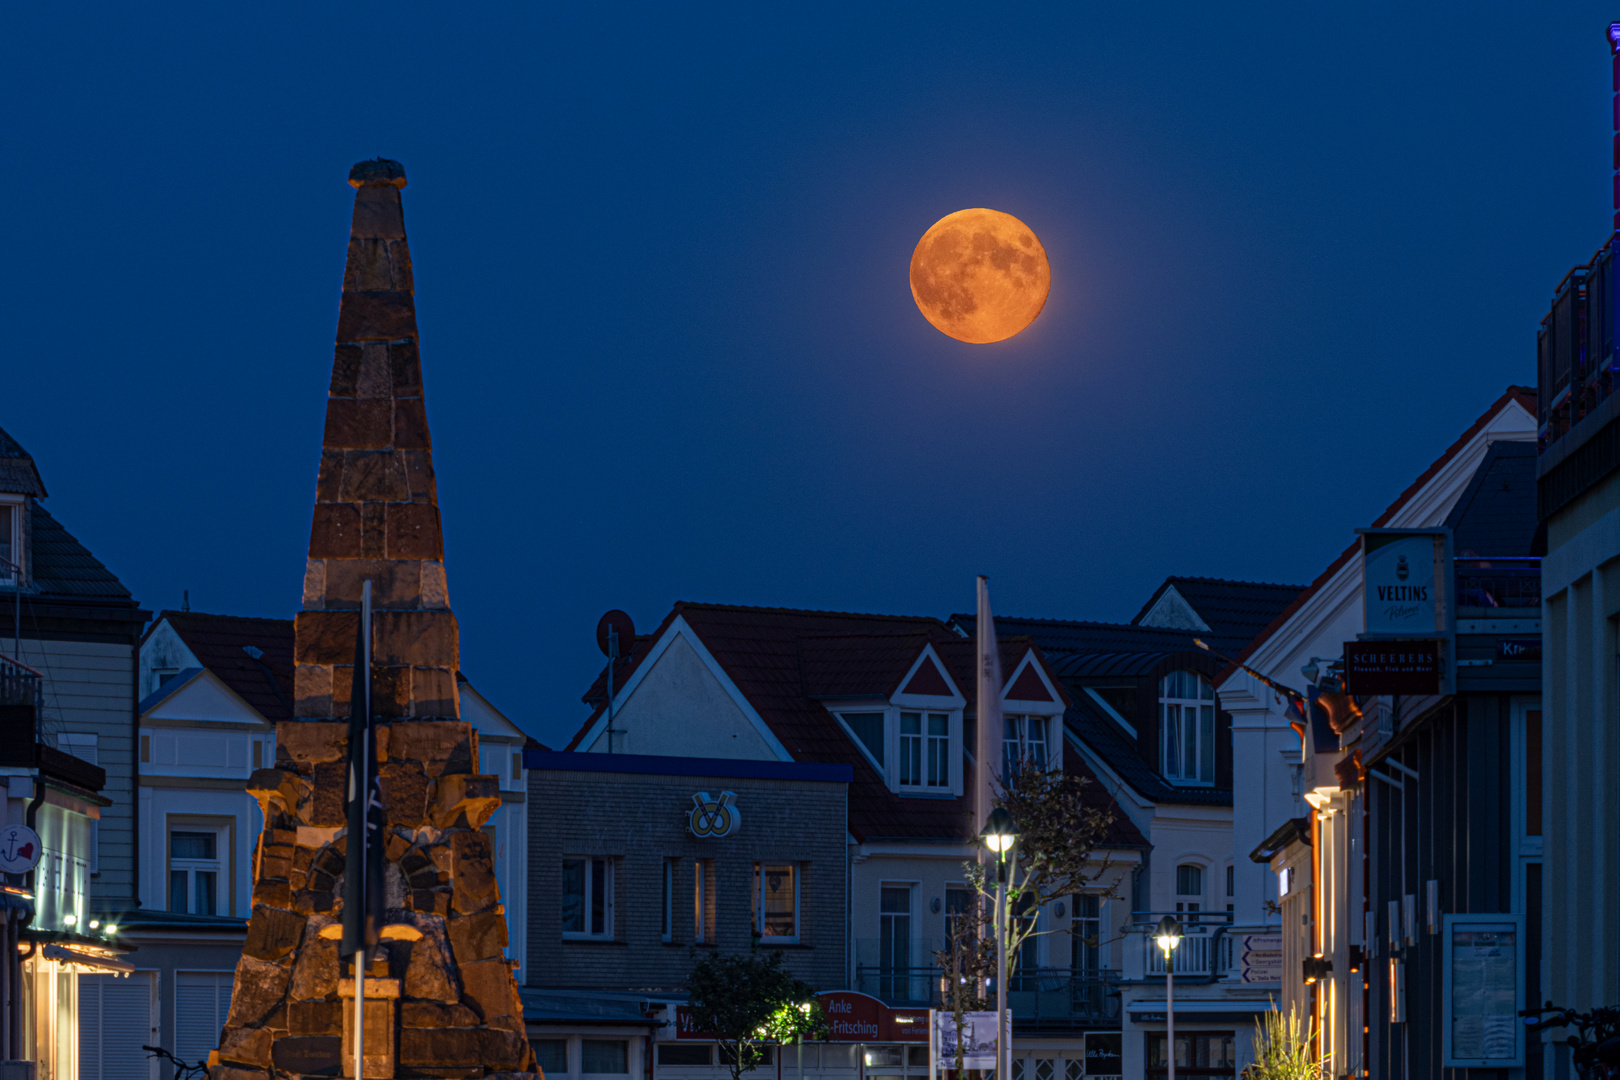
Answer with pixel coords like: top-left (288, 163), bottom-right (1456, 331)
top-left (909, 208), bottom-right (1050, 344)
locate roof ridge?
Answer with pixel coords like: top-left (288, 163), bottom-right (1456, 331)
top-left (1164, 576), bottom-right (1308, 590)
top-left (676, 601), bottom-right (950, 626)
top-left (950, 612), bottom-right (1174, 631)
top-left (160, 610), bottom-right (293, 624)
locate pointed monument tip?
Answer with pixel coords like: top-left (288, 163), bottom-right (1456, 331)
top-left (348, 158), bottom-right (407, 189)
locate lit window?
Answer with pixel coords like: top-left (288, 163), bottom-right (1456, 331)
top-left (562, 856), bottom-right (613, 939)
top-left (900, 712), bottom-right (950, 788)
top-left (753, 863), bottom-right (798, 941)
top-left (170, 830), bottom-right (220, 915)
top-left (1159, 671), bottom-right (1216, 784)
top-left (1003, 715), bottom-right (1049, 778)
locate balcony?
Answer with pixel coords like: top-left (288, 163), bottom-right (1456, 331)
top-left (1454, 558), bottom-right (1541, 615)
top-left (852, 939), bottom-right (1121, 1029)
top-left (1124, 915), bottom-right (1237, 981)
top-left (0, 653), bottom-right (41, 711)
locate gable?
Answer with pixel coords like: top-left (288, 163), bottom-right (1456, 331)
top-left (584, 631), bottom-right (780, 760)
top-left (900, 655), bottom-right (952, 697)
top-left (144, 669), bottom-right (268, 725)
top-left (1135, 587), bottom-right (1210, 632)
top-left (1005, 663), bottom-right (1055, 703)
top-left (459, 681), bottom-right (528, 742)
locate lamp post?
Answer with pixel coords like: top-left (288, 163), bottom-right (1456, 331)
top-left (980, 808), bottom-right (1019, 1080)
top-left (1155, 916), bottom-right (1183, 1080)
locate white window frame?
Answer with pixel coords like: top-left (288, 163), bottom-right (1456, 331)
top-left (1003, 715), bottom-right (1050, 778)
top-left (0, 496), bottom-right (20, 586)
top-left (168, 823), bottom-right (228, 916)
top-left (1174, 862), bottom-right (1205, 924)
top-left (753, 862), bottom-right (800, 943)
top-left (1158, 670), bottom-right (1216, 785)
top-left (561, 855), bottom-right (614, 940)
top-left (898, 712), bottom-right (951, 790)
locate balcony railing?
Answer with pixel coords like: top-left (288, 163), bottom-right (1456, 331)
top-left (1454, 559), bottom-right (1541, 613)
top-left (0, 653), bottom-right (41, 711)
top-left (1129, 914), bottom-right (1235, 979)
top-left (850, 964), bottom-right (1122, 1029)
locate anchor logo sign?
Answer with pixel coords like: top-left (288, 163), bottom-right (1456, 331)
top-left (688, 791), bottom-right (740, 838)
top-left (0, 824), bottom-right (42, 875)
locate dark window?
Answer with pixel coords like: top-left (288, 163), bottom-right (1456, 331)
top-left (841, 713), bottom-right (884, 765)
top-left (533, 1041), bottom-right (567, 1074)
top-left (1527, 709), bottom-right (1543, 837)
top-left (582, 1039), bottom-right (628, 1075)
top-left (658, 1045), bottom-right (712, 1066)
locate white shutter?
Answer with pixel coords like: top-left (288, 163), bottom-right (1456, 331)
top-left (81, 973), bottom-right (155, 1080)
top-left (174, 972), bottom-right (232, 1068)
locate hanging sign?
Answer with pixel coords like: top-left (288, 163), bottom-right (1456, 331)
top-left (1345, 640), bottom-right (1442, 695)
top-left (0, 824), bottom-right (41, 874)
top-left (688, 791), bottom-right (739, 838)
top-left (1362, 531), bottom-right (1448, 636)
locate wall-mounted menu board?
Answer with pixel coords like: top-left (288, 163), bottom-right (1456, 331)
top-left (1444, 916), bottom-right (1523, 1067)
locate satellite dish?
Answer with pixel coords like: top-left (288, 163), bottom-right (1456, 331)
top-left (596, 610), bottom-right (636, 657)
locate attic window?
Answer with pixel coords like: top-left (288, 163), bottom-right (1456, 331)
top-left (1160, 670), bottom-right (1215, 785)
top-left (0, 503), bottom-right (14, 585)
top-left (839, 712), bottom-right (884, 766)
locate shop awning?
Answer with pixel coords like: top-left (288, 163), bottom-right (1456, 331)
top-left (40, 945), bottom-right (135, 975)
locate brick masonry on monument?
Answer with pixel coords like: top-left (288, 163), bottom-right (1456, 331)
top-left (210, 159), bottom-right (539, 1080)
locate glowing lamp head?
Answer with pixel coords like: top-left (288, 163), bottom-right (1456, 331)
top-left (980, 807), bottom-right (1019, 854)
top-left (63, 913), bottom-right (77, 927)
top-left (1154, 915), bottom-right (1182, 956)
top-left (104, 924), bottom-right (117, 935)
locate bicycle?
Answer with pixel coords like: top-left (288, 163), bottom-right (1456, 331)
top-left (142, 1044), bottom-right (211, 1080)
top-left (1520, 1003), bottom-right (1620, 1079)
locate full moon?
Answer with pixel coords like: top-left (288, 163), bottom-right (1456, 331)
top-left (909, 208), bottom-right (1050, 344)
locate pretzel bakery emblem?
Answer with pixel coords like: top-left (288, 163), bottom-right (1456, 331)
top-left (688, 791), bottom-right (740, 838)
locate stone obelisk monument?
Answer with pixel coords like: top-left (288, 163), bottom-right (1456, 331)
top-left (213, 159), bottom-right (537, 1080)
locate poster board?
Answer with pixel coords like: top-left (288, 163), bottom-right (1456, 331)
top-left (1442, 914), bottom-right (1523, 1068)
top-left (932, 1010), bottom-right (1007, 1070)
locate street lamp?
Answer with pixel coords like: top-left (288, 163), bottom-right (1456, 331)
top-left (979, 808), bottom-right (1019, 1080)
top-left (1155, 916), bottom-right (1183, 1080)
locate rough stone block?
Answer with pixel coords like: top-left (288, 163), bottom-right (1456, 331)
top-left (458, 958), bottom-right (520, 1022)
top-left (372, 665), bottom-right (411, 719)
top-left (336, 291), bottom-right (417, 343)
top-left (279, 721), bottom-right (348, 765)
top-left (344, 239), bottom-right (395, 293)
top-left (399, 1028), bottom-right (482, 1068)
top-left (253, 877), bottom-right (293, 909)
top-left (392, 399), bottom-right (431, 450)
top-left (289, 933), bottom-right (340, 1001)
top-left (323, 557), bottom-right (422, 610)
top-left (210, 1066), bottom-right (269, 1080)
top-left (385, 827), bottom-right (412, 861)
top-left (218, 1024), bottom-right (272, 1068)
top-left (289, 998), bottom-right (341, 1036)
top-left (411, 888), bottom-right (450, 916)
top-left (350, 185), bottom-right (405, 240)
top-left (309, 760), bottom-right (347, 827)
top-left (361, 501), bottom-right (387, 559)
top-left (385, 502), bottom-right (444, 561)
top-left (381, 762), bottom-right (429, 826)
top-left (387, 240), bottom-right (414, 294)
top-left (399, 1001), bottom-right (479, 1028)
top-left (226, 955), bottom-right (291, 1028)
top-left (330, 344), bottom-right (363, 396)
top-left (302, 559), bottom-right (328, 611)
top-left (401, 450), bottom-right (436, 502)
top-left (373, 610), bottom-right (457, 669)
top-left (403, 923), bottom-right (460, 1002)
top-left (338, 450), bottom-right (408, 502)
top-left (448, 831), bottom-right (498, 912)
top-left (411, 667), bottom-right (458, 718)
top-left (357, 342), bottom-right (392, 398)
top-left (432, 774), bottom-right (499, 830)
top-left (420, 562), bottom-right (449, 610)
top-left (323, 397), bottom-right (392, 449)
top-left (247, 768), bottom-right (313, 823)
top-left (446, 911), bottom-right (507, 964)
top-left (308, 504), bottom-right (362, 560)
top-left (389, 339), bottom-right (423, 396)
top-left (314, 451), bottom-right (343, 503)
top-left (270, 1035), bottom-right (342, 1076)
top-left (479, 1028), bottom-right (526, 1070)
top-left (387, 721), bottom-right (473, 775)
top-left (293, 665), bottom-right (334, 719)
top-left (243, 904), bottom-right (306, 962)
top-left (295, 612), bottom-right (360, 666)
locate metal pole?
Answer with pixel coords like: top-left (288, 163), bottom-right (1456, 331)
top-left (1165, 948), bottom-right (1174, 1080)
top-left (995, 862), bottom-right (1008, 1080)
top-left (606, 628), bottom-right (618, 753)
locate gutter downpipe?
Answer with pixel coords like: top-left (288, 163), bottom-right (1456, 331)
top-left (12, 767), bottom-right (47, 1059)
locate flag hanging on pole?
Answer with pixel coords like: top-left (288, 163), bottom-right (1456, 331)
top-left (974, 575), bottom-right (1005, 835)
top-left (340, 581), bottom-right (384, 960)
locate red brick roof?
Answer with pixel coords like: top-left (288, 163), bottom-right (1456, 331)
top-left (151, 611), bottom-right (295, 722)
top-left (1224, 386), bottom-right (1537, 677)
top-left (567, 602), bottom-right (1125, 845)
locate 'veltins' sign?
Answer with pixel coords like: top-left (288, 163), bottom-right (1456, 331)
top-left (1363, 532), bottom-right (1444, 636)
top-left (1345, 639), bottom-right (1441, 695)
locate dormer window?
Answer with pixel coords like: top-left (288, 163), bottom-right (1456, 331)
top-left (1160, 670), bottom-right (1215, 784)
top-left (899, 712), bottom-right (949, 788)
top-left (839, 712), bottom-right (885, 766)
top-left (1003, 715), bottom-right (1049, 778)
top-left (0, 501), bottom-right (16, 585)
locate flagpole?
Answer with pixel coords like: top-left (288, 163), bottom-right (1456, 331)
top-left (354, 580), bottom-right (371, 1080)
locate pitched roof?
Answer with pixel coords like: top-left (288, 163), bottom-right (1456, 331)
top-left (0, 426), bottom-right (45, 498)
top-left (1226, 385), bottom-right (1537, 673)
top-left (569, 602), bottom-right (1109, 844)
top-left (1130, 577), bottom-right (1307, 653)
top-left (152, 611), bottom-right (294, 722)
top-left (1445, 441), bottom-right (1538, 558)
top-left (947, 614), bottom-right (1203, 657)
top-left (28, 501), bottom-right (132, 600)
top-left (1065, 684), bottom-right (1233, 808)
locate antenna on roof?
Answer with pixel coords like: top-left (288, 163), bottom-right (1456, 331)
top-left (182, 589), bottom-right (190, 613)
top-left (596, 610), bottom-right (635, 754)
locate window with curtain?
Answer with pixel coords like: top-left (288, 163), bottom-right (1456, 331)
top-left (899, 712), bottom-right (950, 788)
top-left (1003, 715), bottom-right (1049, 778)
top-left (1159, 671), bottom-right (1215, 784)
top-left (170, 830), bottom-right (220, 915)
top-left (562, 856), bottom-right (613, 939)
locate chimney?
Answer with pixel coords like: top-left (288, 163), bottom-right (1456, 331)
top-left (294, 158), bottom-right (459, 721)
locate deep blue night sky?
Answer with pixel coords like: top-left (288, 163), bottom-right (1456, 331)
top-left (3, 5), bottom-right (1613, 746)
